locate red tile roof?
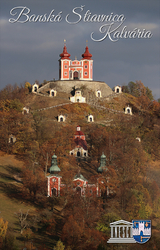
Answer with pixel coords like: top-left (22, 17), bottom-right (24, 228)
top-left (74, 137), bottom-right (87, 150)
top-left (82, 46), bottom-right (92, 60)
top-left (75, 131), bottom-right (84, 136)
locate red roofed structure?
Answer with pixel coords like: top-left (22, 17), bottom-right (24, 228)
top-left (59, 41), bottom-right (93, 81)
top-left (59, 44), bottom-right (71, 60)
top-left (82, 46), bottom-right (92, 60)
top-left (70, 126), bottom-right (88, 157)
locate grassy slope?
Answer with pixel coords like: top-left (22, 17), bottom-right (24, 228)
top-left (0, 152), bottom-right (35, 229)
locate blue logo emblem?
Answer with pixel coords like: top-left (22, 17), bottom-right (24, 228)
top-left (132, 220), bottom-right (151, 244)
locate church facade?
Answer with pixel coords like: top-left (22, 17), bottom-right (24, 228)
top-left (46, 153), bottom-right (108, 198)
top-left (59, 43), bottom-right (93, 81)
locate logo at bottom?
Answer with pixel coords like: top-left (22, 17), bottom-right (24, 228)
top-left (107, 220), bottom-right (151, 244)
top-left (132, 220), bottom-right (151, 244)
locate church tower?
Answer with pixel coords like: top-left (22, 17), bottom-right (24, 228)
top-left (47, 154), bottom-right (62, 197)
top-left (59, 40), bottom-right (71, 80)
top-left (97, 153), bottom-right (108, 173)
top-left (59, 41), bottom-right (93, 81)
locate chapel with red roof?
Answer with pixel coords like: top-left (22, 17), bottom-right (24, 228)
top-left (59, 41), bottom-right (93, 81)
top-left (70, 126), bottom-right (88, 157)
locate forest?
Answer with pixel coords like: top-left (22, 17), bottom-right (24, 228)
top-left (0, 81), bottom-right (160, 250)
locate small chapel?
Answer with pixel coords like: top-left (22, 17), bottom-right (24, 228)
top-left (70, 126), bottom-right (88, 157)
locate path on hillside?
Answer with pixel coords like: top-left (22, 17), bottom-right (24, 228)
top-left (31, 102), bottom-right (73, 112)
top-left (31, 96), bottom-right (125, 115)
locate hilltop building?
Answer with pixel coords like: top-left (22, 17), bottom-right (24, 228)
top-left (114, 85), bottom-right (122, 93)
top-left (31, 42), bottom-right (113, 98)
top-left (59, 42), bottom-right (93, 81)
top-left (32, 82), bottom-right (39, 93)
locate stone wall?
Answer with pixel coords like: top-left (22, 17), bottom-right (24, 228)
top-left (38, 80), bottom-right (113, 98)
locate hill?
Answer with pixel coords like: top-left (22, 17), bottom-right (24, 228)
top-left (0, 81), bottom-right (160, 249)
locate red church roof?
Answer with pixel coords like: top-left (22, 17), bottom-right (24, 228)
top-left (75, 130), bottom-right (84, 136)
top-left (72, 126), bottom-right (87, 150)
top-left (82, 46), bottom-right (92, 60)
top-left (60, 45), bottom-right (71, 59)
top-left (74, 137), bottom-right (87, 150)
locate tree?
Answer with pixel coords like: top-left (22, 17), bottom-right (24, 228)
top-left (0, 218), bottom-right (8, 239)
top-left (22, 228), bottom-right (34, 241)
top-left (15, 210), bottom-right (29, 234)
top-left (122, 80), bottom-right (153, 101)
top-left (62, 215), bottom-right (84, 249)
top-left (145, 86), bottom-right (154, 101)
top-left (22, 165), bottom-right (46, 200)
top-left (61, 190), bottom-right (105, 249)
top-left (0, 84), bottom-right (27, 103)
top-left (128, 81), bottom-right (139, 97)
top-left (24, 81), bottom-right (32, 91)
top-left (0, 100), bottom-right (35, 154)
top-left (54, 240), bottom-right (65, 250)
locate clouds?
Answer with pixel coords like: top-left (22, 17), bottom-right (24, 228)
top-left (0, 0), bottom-right (159, 99)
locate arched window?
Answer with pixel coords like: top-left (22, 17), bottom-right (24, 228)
top-left (90, 117), bottom-right (92, 122)
top-left (76, 187), bottom-right (81, 195)
top-left (117, 88), bottom-right (119, 93)
top-left (34, 86), bottom-right (37, 92)
top-left (127, 108), bottom-right (130, 114)
top-left (52, 188), bottom-right (57, 196)
top-left (77, 151), bottom-right (80, 157)
top-left (77, 99), bottom-right (80, 102)
top-left (51, 91), bottom-right (54, 96)
top-left (60, 117), bottom-right (63, 122)
top-left (73, 71), bottom-right (79, 80)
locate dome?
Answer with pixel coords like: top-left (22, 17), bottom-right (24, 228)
top-left (49, 154), bottom-right (61, 173)
top-left (60, 45), bottom-right (71, 59)
top-left (52, 154), bottom-right (57, 159)
top-left (82, 46), bottom-right (92, 60)
top-left (101, 153), bottom-right (106, 159)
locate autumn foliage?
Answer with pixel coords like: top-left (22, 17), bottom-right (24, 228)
top-left (0, 82), bottom-right (160, 249)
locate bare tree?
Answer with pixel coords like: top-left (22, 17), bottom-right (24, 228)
top-left (15, 210), bottom-right (29, 234)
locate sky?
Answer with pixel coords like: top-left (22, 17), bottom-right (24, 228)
top-left (0, 0), bottom-right (160, 99)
